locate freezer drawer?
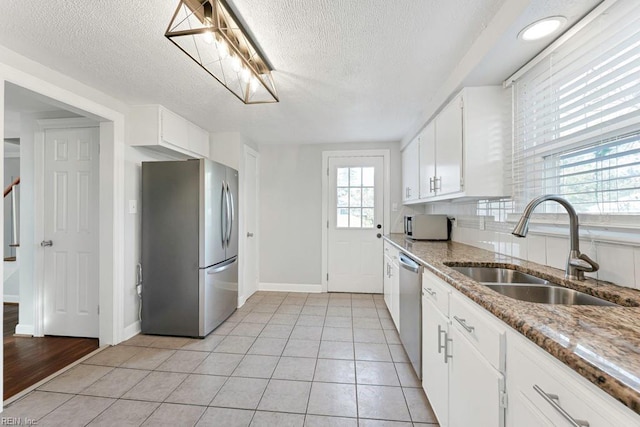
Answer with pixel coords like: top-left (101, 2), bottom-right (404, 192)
top-left (201, 257), bottom-right (238, 336)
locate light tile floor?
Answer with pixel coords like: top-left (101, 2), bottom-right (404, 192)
top-left (4, 292), bottom-right (439, 426)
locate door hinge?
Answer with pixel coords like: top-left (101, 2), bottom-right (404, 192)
top-left (326, 273), bottom-right (329, 281)
top-left (97, 305), bottom-right (100, 315)
top-left (327, 220), bottom-right (329, 228)
top-left (499, 391), bottom-right (508, 408)
top-left (327, 168), bottom-right (329, 176)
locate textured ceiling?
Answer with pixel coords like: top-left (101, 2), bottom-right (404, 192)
top-left (0, 0), bottom-right (599, 145)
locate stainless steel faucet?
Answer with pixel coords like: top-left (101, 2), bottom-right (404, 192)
top-left (512, 195), bottom-right (599, 280)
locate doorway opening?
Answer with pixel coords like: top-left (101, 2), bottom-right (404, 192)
top-left (2, 82), bottom-right (104, 400)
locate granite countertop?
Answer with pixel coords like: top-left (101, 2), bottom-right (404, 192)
top-left (384, 233), bottom-right (640, 414)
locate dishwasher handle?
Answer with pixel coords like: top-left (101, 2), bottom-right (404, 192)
top-left (398, 253), bottom-right (421, 273)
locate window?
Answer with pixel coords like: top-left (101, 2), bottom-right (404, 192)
top-left (511, 0), bottom-right (640, 214)
top-left (336, 167), bottom-right (375, 228)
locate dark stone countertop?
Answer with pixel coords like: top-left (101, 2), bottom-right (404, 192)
top-left (384, 233), bottom-right (640, 415)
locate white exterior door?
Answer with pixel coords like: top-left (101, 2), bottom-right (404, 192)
top-left (243, 148), bottom-right (259, 300)
top-left (328, 156), bottom-right (384, 293)
top-left (42, 127), bottom-right (99, 337)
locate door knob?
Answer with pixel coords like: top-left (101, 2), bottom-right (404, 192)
top-left (41, 240), bottom-right (53, 247)
top-left (247, 232), bottom-right (254, 237)
top-left (376, 233), bottom-right (382, 238)
top-left (376, 224), bottom-right (382, 229)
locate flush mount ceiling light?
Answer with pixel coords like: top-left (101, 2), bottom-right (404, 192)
top-left (518, 16), bottom-right (567, 42)
top-left (166, 0), bottom-right (278, 104)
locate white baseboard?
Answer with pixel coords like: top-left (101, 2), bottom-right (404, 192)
top-left (258, 283), bottom-right (323, 293)
top-left (122, 321), bottom-right (141, 342)
top-left (3, 295), bottom-right (19, 303)
top-left (15, 323), bottom-right (34, 336)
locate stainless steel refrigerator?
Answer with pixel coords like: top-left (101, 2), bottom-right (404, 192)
top-left (141, 158), bottom-right (238, 338)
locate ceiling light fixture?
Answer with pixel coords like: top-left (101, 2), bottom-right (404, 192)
top-left (518, 16), bottom-right (567, 42)
top-left (166, 0), bottom-right (279, 104)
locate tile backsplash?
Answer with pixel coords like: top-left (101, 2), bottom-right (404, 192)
top-left (424, 199), bottom-right (640, 290)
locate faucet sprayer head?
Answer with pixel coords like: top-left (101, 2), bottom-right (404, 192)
top-left (512, 216), bottom-right (530, 238)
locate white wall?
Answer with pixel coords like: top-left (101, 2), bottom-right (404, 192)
top-left (259, 141), bottom-right (403, 286)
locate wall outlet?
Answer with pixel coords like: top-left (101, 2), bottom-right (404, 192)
top-left (128, 200), bottom-right (138, 214)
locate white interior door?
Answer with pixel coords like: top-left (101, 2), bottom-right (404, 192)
top-left (328, 156), bottom-right (384, 293)
top-left (42, 127), bottom-right (99, 337)
top-left (244, 148), bottom-right (259, 299)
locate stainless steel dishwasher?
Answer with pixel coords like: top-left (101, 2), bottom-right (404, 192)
top-left (398, 252), bottom-right (423, 378)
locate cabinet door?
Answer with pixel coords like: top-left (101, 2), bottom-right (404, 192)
top-left (188, 122), bottom-right (210, 157)
top-left (419, 122), bottom-right (436, 199)
top-left (384, 254), bottom-right (392, 313)
top-left (160, 108), bottom-right (189, 148)
top-left (402, 139), bottom-right (420, 202)
top-left (422, 297), bottom-right (449, 427)
top-left (391, 260), bottom-right (400, 329)
top-left (435, 94), bottom-right (463, 196)
top-left (449, 326), bottom-right (504, 427)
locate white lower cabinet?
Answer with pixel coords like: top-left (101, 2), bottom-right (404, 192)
top-left (421, 270), bottom-right (506, 427)
top-left (422, 296), bottom-right (450, 427)
top-left (507, 332), bottom-right (640, 427)
top-left (383, 242), bottom-right (400, 329)
top-left (449, 325), bottom-right (505, 427)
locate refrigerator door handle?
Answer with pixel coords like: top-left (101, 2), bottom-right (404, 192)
top-left (207, 256), bottom-right (238, 274)
top-left (227, 182), bottom-right (234, 246)
top-left (221, 181), bottom-right (227, 248)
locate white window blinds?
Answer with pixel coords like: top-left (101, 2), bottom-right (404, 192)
top-left (511, 0), bottom-right (640, 214)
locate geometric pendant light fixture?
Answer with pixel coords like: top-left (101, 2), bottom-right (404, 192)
top-left (166, 0), bottom-right (279, 104)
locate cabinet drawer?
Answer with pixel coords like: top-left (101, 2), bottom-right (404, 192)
top-left (510, 344), bottom-right (617, 427)
top-left (450, 293), bottom-right (505, 371)
top-left (384, 241), bottom-right (399, 265)
top-left (422, 271), bottom-right (450, 317)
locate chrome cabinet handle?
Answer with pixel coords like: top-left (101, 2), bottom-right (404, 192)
top-left (429, 177), bottom-right (434, 193)
top-left (435, 176), bottom-right (442, 191)
top-left (437, 324), bottom-right (446, 354)
top-left (533, 385), bottom-right (590, 427)
top-left (444, 333), bottom-right (452, 363)
top-left (424, 287), bottom-right (436, 297)
top-left (41, 240), bottom-right (53, 247)
top-left (454, 316), bottom-right (475, 333)
top-left (247, 232), bottom-right (254, 237)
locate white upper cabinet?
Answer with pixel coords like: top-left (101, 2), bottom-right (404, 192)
top-left (129, 105), bottom-right (210, 159)
top-left (434, 94), bottom-right (463, 196)
top-left (404, 86), bottom-right (509, 204)
top-left (419, 121), bottom-right (436, 199)
top-left (402, 136), bottom-right (420, 202)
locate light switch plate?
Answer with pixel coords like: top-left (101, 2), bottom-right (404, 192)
top-left (128, 199), bottom-right (138, 214)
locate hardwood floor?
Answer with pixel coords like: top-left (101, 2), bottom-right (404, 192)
top-left (3, 304), bottom-right (99, 400)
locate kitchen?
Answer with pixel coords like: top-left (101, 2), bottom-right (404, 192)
top-left (1, 0), bottom-right (640, 426)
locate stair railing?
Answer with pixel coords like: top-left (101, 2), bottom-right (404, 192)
top-left (4, 177), bottom-right (20, 253)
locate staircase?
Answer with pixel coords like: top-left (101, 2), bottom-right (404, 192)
top-left (4, 177), bottom-right (19, 303)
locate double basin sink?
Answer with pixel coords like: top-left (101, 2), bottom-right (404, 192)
top-left (448, 266), bottom-right (618, 307)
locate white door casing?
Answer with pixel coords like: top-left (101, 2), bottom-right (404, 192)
top-left (42, 127), bottom-right (99, 337)
top-left (243, 146), bottom-right (259, 301)
top-left (327, 155), bottom-right (384, 293)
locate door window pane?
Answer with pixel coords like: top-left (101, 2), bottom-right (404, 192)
top-left (337, 208), bottom-right (349, 227)
top-left (350, 168), bottom-right (362, 186)
top-left (349, 188), bottom-right (362, 207)
top-left (337, 168), bottom-right (349, 186)
top-left (362, 167), bottom-right (374, 186)
top-left (350, 208), bottom-right (362, 227)
top-left (337, 188), bottom-right (349, 207)
top-left (362, 188), bottom-right (374, 207)
top-left (335, 166), bottom-right (375, 229)
top-left (362, 208), bottom-right (374, 228)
